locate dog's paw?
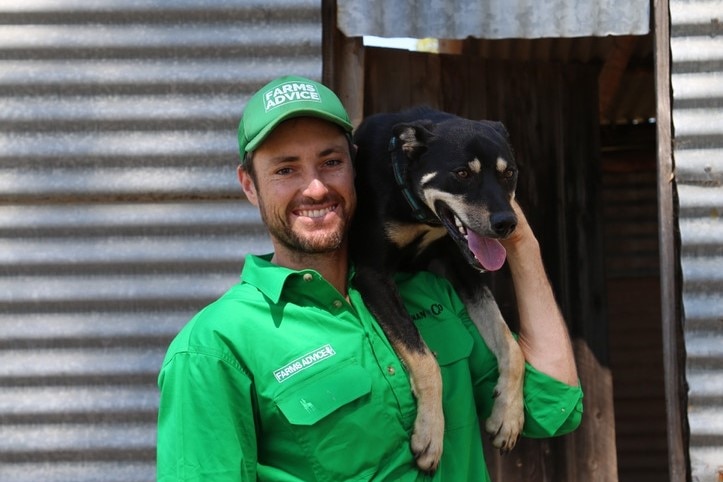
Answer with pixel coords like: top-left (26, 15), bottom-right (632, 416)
top-left (485, 391), bottom-right (524, 454)
top-left (410, 409), bottom-right (444, 474)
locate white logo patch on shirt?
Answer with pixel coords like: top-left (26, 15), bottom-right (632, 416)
top-left (273, 344), bottom-right (336, 383)
top-left (263, 81), bottom-right (321, 112)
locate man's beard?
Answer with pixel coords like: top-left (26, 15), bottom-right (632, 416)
top-left (258, 198), bottom-right (349, 254)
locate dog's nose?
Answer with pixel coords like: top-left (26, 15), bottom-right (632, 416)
top-left (491, 212), bottom-right (517, 237)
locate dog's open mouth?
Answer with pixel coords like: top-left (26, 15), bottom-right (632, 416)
top-left (436, 203), bottom-right (507, 272)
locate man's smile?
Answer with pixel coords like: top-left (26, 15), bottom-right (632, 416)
top-left (294, 204), bottom-right (339, 219)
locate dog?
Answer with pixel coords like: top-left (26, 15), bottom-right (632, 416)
top-left (350, 107), bottom-right (525, 473)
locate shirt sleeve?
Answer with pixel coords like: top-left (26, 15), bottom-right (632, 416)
top-left (157, 349), bottom-right (257, 482)
top-left (520, 363), bottom-right (583, 437)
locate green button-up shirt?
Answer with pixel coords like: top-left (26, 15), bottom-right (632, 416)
top-left (157, 254), bottom-right (583, 481)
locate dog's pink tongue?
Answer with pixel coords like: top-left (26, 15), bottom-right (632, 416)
top-left (468, 232), bottom-right (507, 271)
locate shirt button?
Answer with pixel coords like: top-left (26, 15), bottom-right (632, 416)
top-left (332, 300), bottom-right (343, 309)
top-left (387, 365), bottom-right (396, 376)
top-left (303, 273), bottom-right (313, 282)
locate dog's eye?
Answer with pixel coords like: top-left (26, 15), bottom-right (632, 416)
top-left (502, 168), bottom-right (516, 180)
top-left (455, 168), bottom-right (470, 179)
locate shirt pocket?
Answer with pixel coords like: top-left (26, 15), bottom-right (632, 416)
top-left (275, 358), bottom-right (372, 425)
top-left (272, 359), bottom-right (408, 481)
top-left (417, 316), bottom-right (478, 432)
top-left (417, 316), bottom-right (473, 366)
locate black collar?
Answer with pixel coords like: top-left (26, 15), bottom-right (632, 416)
top-left (388, 137), bottom-right (440, 225)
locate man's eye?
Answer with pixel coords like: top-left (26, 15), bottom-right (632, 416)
top-left (324, 158), bottom-right (342, 167)
top-left (275, 167), bottom-right (293, 175)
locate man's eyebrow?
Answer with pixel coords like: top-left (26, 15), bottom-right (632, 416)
top-left (267, 154), bottom-right (299, 165)
top-left (265, 143), bottom-right (347, 164)
top-left (319, 144), bottom-right (347, 157)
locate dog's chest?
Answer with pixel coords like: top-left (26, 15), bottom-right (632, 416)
top-left (384, 221), bottom-right (447, 255)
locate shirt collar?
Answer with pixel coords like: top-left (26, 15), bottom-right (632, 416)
top-left (241, 253), bottom-right (356, 304)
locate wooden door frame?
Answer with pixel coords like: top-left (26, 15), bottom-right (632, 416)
top-left (653, 0), bottom-right (689, 479)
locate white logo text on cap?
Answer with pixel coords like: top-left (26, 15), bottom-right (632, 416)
top-left (264, 81), bottom-right (321, 112)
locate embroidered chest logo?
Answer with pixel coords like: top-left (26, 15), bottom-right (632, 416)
top-left (273, 344), bottom-right (336, 383)
top-left (410, 303), bottom-right (445, 321)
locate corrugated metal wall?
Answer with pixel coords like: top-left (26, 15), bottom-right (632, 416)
top-left (337, 0), bottom-right (649, 39)
top-left (0, 1), bottom-right (320, 480)
top-left (669, 1), bottom-right (723, 481)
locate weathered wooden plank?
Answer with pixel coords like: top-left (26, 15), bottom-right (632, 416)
top-left (655, 0), bottom-right (688, 479)
top-left (563, 341), bottom-right (619, 482)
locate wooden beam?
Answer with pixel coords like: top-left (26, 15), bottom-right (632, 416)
top-left (653, 0), bottom-right (689, 480)
top-left (322, 0), bottom-right (365, 127)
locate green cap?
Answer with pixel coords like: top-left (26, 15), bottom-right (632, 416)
top-left (237, 75), bottom-right (353, 162)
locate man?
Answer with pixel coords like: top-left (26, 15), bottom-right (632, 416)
top-left (157, 75), bottom-right (583, 481)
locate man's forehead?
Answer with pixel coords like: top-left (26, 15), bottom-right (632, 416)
top-left (256, 119), bottom-right (348, 155)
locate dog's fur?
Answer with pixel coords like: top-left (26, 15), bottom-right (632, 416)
top-left (350, 107), bottom-right (525, 473)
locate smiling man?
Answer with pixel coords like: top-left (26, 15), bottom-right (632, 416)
top-left (239, 114), bottom-right (356, 291)
top-left (156, 75), bottom-right (583, 481)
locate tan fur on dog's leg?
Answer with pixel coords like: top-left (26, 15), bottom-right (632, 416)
top-left (483, 328), bottom-right (525, 451)
top-left (467, 287), bottom-right (525, 452)
top-left (393, 343), bottom-right (444, 473)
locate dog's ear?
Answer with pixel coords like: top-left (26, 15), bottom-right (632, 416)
top-left (392, 121), bottom-right (435, 161)
top-left (480, 120), bottom-right (511, 143)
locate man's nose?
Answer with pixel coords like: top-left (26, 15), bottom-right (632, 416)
top-left (302, 176), bottom-right (329, 198)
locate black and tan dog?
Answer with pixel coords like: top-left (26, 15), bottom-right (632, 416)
top-left (350, 107), bottom-right (525, 473)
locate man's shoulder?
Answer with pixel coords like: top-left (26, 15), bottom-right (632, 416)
top-left (195, 279), bottom-right (268, 323)
top-left (163, 281), bottom-right (269, 358)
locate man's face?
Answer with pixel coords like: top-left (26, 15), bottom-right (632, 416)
top-left (239, 117), bottom-right (356, 256)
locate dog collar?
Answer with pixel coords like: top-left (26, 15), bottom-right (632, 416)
top-left (388, 137), bottom-right (441, 224)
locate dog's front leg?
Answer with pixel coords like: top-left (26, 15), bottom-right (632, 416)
top-left (466, 286), bottom-right (525, 452)
top-left (353, 267), bottom-right (444, 473)
top-left (392, 339), bottom-right (444, 473)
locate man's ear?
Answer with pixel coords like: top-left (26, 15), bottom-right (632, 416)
top-left (392, 120), bottom-right (434, 161)
top-left (237, 165), bottom-right (258, 206)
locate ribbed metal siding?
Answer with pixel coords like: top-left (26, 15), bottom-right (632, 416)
top-left (337, 0), bottom-right (649, 39)
top-left (670, 1), bottom-right (723, 481)
top-left (0, 1), bottom-right (320, 480)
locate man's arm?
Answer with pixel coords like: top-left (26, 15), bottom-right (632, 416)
top-left (501, 201), bottom-right (579, 386)
top-left (157, 351), bottom-right (258, 481)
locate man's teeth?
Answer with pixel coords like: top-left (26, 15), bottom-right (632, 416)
top-left (299, 206), bottom-right (334, 218)
top-left (454, 216), bottom-right (468, 236)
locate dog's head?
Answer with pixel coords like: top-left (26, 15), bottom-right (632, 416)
top-left (392, 117), bottom-right (518, 272)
